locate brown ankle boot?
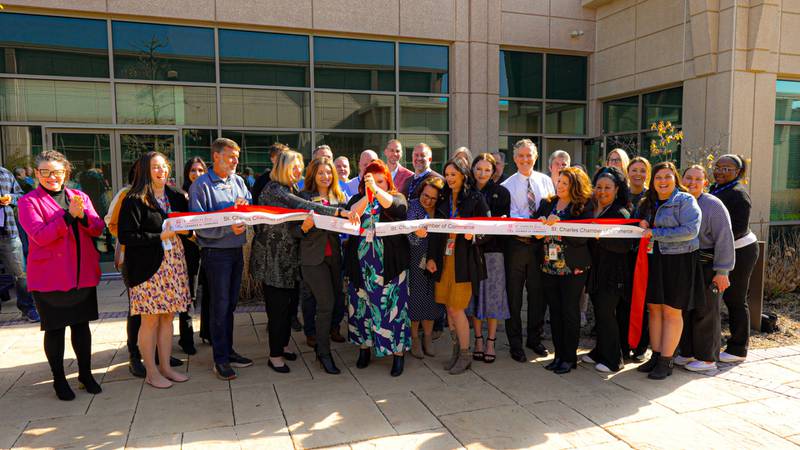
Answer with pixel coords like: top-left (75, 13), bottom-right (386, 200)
top-left (444, 332), bottom-right (459, 371)
top-left (449, 350), bottom-right (473, 375)
top-left (423, 334), bottom-right (436, 357)
top-left (410, 335), bottom-right (424, 359)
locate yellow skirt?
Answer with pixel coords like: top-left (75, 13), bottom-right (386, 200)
top-left (434, 251), bottom-right (472, 310)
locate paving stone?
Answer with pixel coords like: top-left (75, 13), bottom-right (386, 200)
top-left (0, 383), bottom-right (93, 422)
top-left (130, 389), bottom-right (233, 438)
top-left (440, 404), bottom-right (572, 449)
top-left (787, 434), bottom-right (800, 446)
top-left (0, 421), bottom-right (27, 449)
top-left (524, 400), bottom-right (619, 448)
top-left (138, 362), bottom-right (228, 400)
top-left (235, 418), bottom-right (294, 450)
top-left (609, 414), bottom-right (729, 450)
top-left (684, 408), bottom-right (798, 449)
top-left (560, 391), bottom-right (677, 427)
top-left (720, 397), bottom-right (800, 437)
top-left (414, 382), bottom-right (514, 417)
top-left (124, 432), bottom-right (182, 449)
top-left (350, 355), bottom-right (445, 395)
top-left (372, 392), bottom-right (442, 434)
top-left (0, 369), bottom-right (23, 395)
top-left (274, 375), bottom-right (365, 406)
top-left (232, 355), bottom-right (313, 388)
top-left (484, 366), bottom-right (589, 404)
top-left (231, 383), bottom-right (283, 425)
top-left (350, 428), bottom-right (463, 449)
top-left (183, 425), bottom-right (240, 449)
top-left (86, 378), bottom-right (143, 416)
top-left (16, 410), bottom-right (133, 449)
top-left (727, 361), bottom-right (800, 385)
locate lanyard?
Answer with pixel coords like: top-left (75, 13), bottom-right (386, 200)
top-left (710, 181), bottom-right (738, 196)
top-left (449, 196), bottom-right (458, 219)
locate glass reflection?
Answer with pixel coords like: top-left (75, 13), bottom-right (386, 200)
top-left (0, 126), bottom-right (43, 178)
top-left (400, 96), bottom-right (448, 132)
top-left (545, 103), bottom-right (585, 135)
top-left (499, 100), bottom-right (542, 134)
top-left (399, 43), bottom-right (448, 93)
top-left (0, 79), bottom-right (112, 123)
top-left (223, 130), bottom-right (311, 174)
top-left (500, 50), bottom-right (543, 99)
top-left (115, 84), bottom-right (217, 126)
top-left (546, 54), bottom-right (587, 101)
top-left (221, 88), bottom-right (309, 128)
top-left (604, 96), bottom-right (639, 133)
top-left (771, 124), bottom-right (800, 221)
top-left (315, 92), bottom-right (394, 130)
top-left (315, 132), bottom-right (393, 169)
top-left (314, 37), bottom-right (394, 91)
top-left (775, 80), bottom-right (800, 122)
top-left (219, 29), bottom-right (309, 87)
top-left (642, 87), bottom-right (682, 126)
top-left (183, 129), bottom-right (217, 163)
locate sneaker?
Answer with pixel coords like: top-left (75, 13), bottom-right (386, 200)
top-left (685, 360), bottom-right (717, 372)
top-left (581, 354), bottom-right (596, 364)
top-left (213, 363), bottom-right (237, 380)
top-left (719, 351), bottom-right (746, 363)
top-left (674, 355), bottom-right (695, 366)
top-left (22, 309), bottom-right (40, 323)
top-left (595, 363), bottom-right (612, 373)
top-left (229, 352), bottom-right (254, 368)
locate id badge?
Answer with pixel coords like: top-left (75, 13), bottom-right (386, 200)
top-left (445, 238), bottom-right (455, 256)
top-left (162, 238), bottom-right (173, 251)
top-left (548, 244), bottom-right (558, 261)
top-left (646, 239), bottom-right (655, 254)
top-left (365, 228), bottom-right (375, 243)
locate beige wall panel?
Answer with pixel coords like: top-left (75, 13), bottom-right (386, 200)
top-left (596, 6), bottom-right (635, 51)
top-left (399, 0), bottom-right (456, 40)
top-left (635, 63), bottom-right (684, 91)
top-left (681, 77), bottom-right (707, 152)
top-left (594, 41), bottom-right (635, 82)
top-left (313, 0), bottom-right (399, 35)
top-left (487, 43), bottom-right (500, 94)
top-left (487, 94), bottom-right (500, 149)
top-left (635, 0), bottom-right (685, 38)
top-left (747, 50), bottom-right (779, 73)
top-left (550, 0), bottom-right (595, 20)
top-left (2, 0), bottom-right (106, 12)
top-left (778, 53), bottom-right (800, 75)
top-left (488, 0), bottom-right (502, 43)
top-left (108, 0), bottom-right (215, 21)
top-left (456, 0), bottom-right (470, 41)
top-left (451, 93), bottom-right (470, 149)
top-left (748, 3), bottom-right (780, 51)
top-left (501, 0), bottom-right (548, 15)
top-left (719, 0), bottom-right (749, 10)
top-left (593, 74), bottom-right (636, 99)
top-left (500, 12), bottom-right (550, 47)
top-left (470, 0), bottom-right (489, 42)
top-left (780, 12), bottom-right (800, 54)
top-left (595, 0), bottom-right (635, 20)
top-left (748, 72), bottom-right (778, 234)
top-left (635, 26), bottom-right (685, 73)
top-left (718, 4), bottom-right (748, 52)
top-left (549, 18), bottom-right (595, 52)
top-left (689, 11), bottom-right (719, 59)
top-left (729, 71), bottom-right (755, 160)
top-left (783, 0), bottom-right (800, 14)
top-left (703, 71), bottom-right (731, 153)
top-left (469, 42), bottom-right (488, 92)
top-left (452, 42), bottom-right (470, 93)
top-left (717, 49), bottom-right (749, 72)
top-left (469, 93), bottom-right (489, 150)
top-left (216, 0), bottom-right (312, 28)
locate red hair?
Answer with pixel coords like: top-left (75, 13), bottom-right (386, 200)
top-left (359, 159), bottom-right (397, 195)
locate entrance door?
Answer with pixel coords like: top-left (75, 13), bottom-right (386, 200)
top-left (116, 131), bottom-right (180, 188)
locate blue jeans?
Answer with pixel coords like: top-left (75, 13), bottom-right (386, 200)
top-left (201, 247), bottom-right (244, 365)
top-left (0, 237), bottom-right (34, 314)
top-left (300, 280), bottom-right (345, 337)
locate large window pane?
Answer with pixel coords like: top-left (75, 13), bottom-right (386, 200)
top-left (545, 103), bottom-right (585, 135)
top-left (0, 13), bottom-right (109, 78)
top-left (397, 134), bottom-right (448, 172)
top-left (606, 133), bottom-right (641, 157)
top-left (224, 130), bottom-right (311, 173)
top-left (115, 84), bottom-right (217, 126)
top-left (399, 43), bottom-right (448, 94)
top-left (499, 135), bottom-right (543, 172)
top-left (1, 126), bottom-right (42, 173)
top-left (400, 96), bottom-right (448, 132)
top-left (499, 50), bottom-right (543, 98)
top-left (0, 78), bottom-right (111, 123)
top-left (221, 88), bottom-right (309, 128)
top-left (642, 86), bottom-right (682, 127)
top-left (183, 128), bottom-right (217, 165)
top-left (500, 100), bottom-right (542, 134)
top-left (315, 92), bottom-right (394, 130)
top-left (315, 132), bottom-right (394, 171)
top-left (119, 133), bottom-right (177, 188)
top-left (776, 80), bottom-right (800, 122)
top-left (772, 125), bottom-right (800, 221)
top-left (219, 29), bottom-right (308, 87)
top-left (546, 54), bottom-right (587, 100)
top-left (604, 96), bottom-right (639, 133)
top-left (112, 21), bottom-right (215, 82)
top-left (314, 37), bottom-right (394, 91)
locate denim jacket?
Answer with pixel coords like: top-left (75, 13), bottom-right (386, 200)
top-left (649, 189), bottom-right (701, 254)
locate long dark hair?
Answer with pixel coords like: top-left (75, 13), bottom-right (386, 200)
top-left (639, 161), bottom-right (687, 218)
top-left (592, 166), bottom-right (631, 211)
top-left (128, 151), bottom-right (170, 209)
top-left (441, 157), bottom-right (476, 213)
top-left (182, 156), bottom-right (207, 192)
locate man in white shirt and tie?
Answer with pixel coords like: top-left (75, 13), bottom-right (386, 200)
top-left (501, 138), bottom-right (555, 362)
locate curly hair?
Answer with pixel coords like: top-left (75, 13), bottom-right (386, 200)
top-left (592, 166), bottom-right (631, 210)
top-left (557, 166), bottom-right (593, 216)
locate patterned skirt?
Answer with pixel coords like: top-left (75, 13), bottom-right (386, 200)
top-left (467, 252), bottom-right (510, 320)
top-left (129, 238), bottom-right (192, 315)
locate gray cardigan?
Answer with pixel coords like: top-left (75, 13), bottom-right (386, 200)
top-left (697, 193), bottom-right (735, 275)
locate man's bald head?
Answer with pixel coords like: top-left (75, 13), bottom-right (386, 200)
top-left (358, 149), bottom-right (379, 176)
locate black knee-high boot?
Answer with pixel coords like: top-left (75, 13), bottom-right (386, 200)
top-left (178, 311), bottom-right (196, 355)
top-left (71, 323), bottom-right (101, 394)
top-left (44, 328), bottom-right (74, 401)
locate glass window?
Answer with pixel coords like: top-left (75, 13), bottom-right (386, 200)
top-left (545, 103), bottom-right (585, 135)
top-left (183, 129), bottom-right (217, 164)
top-left (499, 50), bottom-right (543, 99)
top-left (397, 134), bottom-right (448, 171)
top-left (0, 79), bottom-right (112, 123)
top-left (119, 133), bottom-right (177, 187)
top-left (772, 124), bottom-right (800, 221)
top-left (0, 13), bottom-right (109, 78)
top-left (315, 92), bottom-right (394, 130)
top-left (221, 88), bottom-right (309, 129)
top-left (314, 37), bottom-right (395, 91)
top-left (776, 80), bottom-right (800, 122)
top-left (223, 130), bottom-right (311, 172)
top-left (400, 96), bottom-right (448, 132)
top-left (315, 132), bottom-right (394, 169)
top-left (604, 96), bottom-right (639, 133)
top-left (1, 126), bottom-right (43, 174)
top-left (399, 43), bottom-right (448, 94)
top-left (112, 21), bottom-right (215, 82)
top-left (115, 84), bottom-right (217, 126)
top-left (499, 100), bottom-right (542, 134)
top-left (606, 133), bottom-right (641, 157)
top-left (219, 29), bottom-right (309, 87)
top-left (546, 54), bottom-right (587, 101)
top-left (642, 86), bottom-right (682, 127)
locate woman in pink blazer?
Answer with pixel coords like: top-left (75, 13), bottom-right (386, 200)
top-left (18, 150), bottom-right (105, 402)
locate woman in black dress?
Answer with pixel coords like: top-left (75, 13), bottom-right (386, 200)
top-left (180, 157), bottom-right (207, 350)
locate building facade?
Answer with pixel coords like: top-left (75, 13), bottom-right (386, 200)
top-left (0, 0), bottom-right (797, 264)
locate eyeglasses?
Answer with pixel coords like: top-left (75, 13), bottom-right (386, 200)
top-left (607, 158), bottom-right (622, 163)
top-left (420, 193), bottom-right (438, 202)
top-left (37, 169), bottom-right (66, 178)
top-left (713, 166), bottom-right (739, 174)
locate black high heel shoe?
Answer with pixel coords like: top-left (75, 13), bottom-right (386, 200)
top-left (53, 378), bottom-right (75, 401)
top-left (356, 348), bottom-right (371, 369)
top-left (553, 361), bottom-right (577, 375)
top-left (268, 360), bottom-right (290, 373)
top-left (390, 355), bottom-right (404, 377)
top-left (318, 354), bottom-right (341, 375)
top-left (78, 374), bottom-right (102, 394)
top-left (545, 358), bottom-right (562, 371)
top-left (282, 351), bottom-right (298, 361)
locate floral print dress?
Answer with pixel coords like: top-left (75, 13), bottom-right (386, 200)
top-left (347, 198), bottom-right (411, 357)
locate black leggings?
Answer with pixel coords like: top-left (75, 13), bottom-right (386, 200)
top-left (723, 242), bottom-right (759, 357)
top-left (44, 322), bottom-right (92, 381)
top-left (264, 285), bottom-right (299, 357)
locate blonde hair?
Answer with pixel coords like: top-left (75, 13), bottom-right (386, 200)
top-left (628, 156), bottom-right (651, 185)
top-left (270, 150), bottom-right (304, 187)
top-left (607, 148), bottom-right (630, 172)
top-left (303, 157), bottom-right (346, 203)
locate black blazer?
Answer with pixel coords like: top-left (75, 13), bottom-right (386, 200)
top-left (344, 192), bottom-right (409, 289)
top-left (118, 185), bottom-right (189, 288)
top-left (535, 197), bottom-right (592, 271)
top-left (587, 203), bottom-right (633, 295)
top-left (293, 191), bottom-right (343, 267)
top-left (427, 188), bottom-right (489, 293)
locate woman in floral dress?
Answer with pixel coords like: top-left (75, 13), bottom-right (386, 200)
top-left (344, 160), bottom-right (410, 377)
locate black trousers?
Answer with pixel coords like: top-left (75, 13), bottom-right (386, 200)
top-left (263, 284), bottom-right (299, 357)
top-left (617, 293), bottom-right (649, 357)
top-left (302, 256), bottom-right (344, 356)
top-left (198, 265), bottom-right (211, 342)
top-left (680, 262), bottom-right (721, 362)
top-left (542, 271), bottom-right (587, 364)
top-left (588, 290), bottom-right (624, 371)
top-left (504, 240), bottom-right (546, 350)
top-left (723, 242), bottom-right (759, 357)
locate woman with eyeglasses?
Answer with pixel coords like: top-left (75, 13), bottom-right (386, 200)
top-left (19, 150), bottom-right (105, 401)
top-left (710, 154), bottom-right (758, 364)
top-left (606, 148), bottom-right (630, 174)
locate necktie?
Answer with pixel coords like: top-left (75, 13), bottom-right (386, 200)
top-left (527, 179), bottom-right (536, 218)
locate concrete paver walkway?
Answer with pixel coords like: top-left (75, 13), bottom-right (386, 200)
top-left (1, 280), bottom-right (799, 449)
